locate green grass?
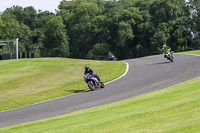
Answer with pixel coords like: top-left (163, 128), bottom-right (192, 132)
top-left (1, 51), bottom-right (199, 132)
top-left (1, 73), bottom-right (199, 133)
top-left (0, 58), bottom-right (126, 112)
top-left (176, 50), bottom-right (200, 55)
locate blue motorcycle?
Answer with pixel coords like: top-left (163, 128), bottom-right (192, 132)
top-left (109, 55), bottom-right (115, 61)
top-left (83, 74), bottom-right (104, 91)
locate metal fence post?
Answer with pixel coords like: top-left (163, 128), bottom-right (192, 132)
top-left (16, 38), bottom-right (19, 59)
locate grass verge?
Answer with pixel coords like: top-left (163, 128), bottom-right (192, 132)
top-left (0, 72), bottom-right (199, 133)
top-left (0, 58), bottom-right (126, 112)
top-left (1, 51), bottom-right (199, 132)
top-left (176, 50), bottom-right (200, 55)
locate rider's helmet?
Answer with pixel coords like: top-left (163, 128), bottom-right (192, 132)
top-left (85, 66), bottom-right (89, 71)
top-left (163, 44), bottom-right (167, 48)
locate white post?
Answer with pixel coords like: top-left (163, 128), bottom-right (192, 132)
top-left (16, 38), bottom-right (19, 59)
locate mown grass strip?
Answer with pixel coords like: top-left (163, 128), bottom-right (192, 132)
top-left (176, 50), bottom-right (200, 55)
top-left (0, 72), bottom-right (199, 133)
top-left (0, 58), bottom-right (126, 112)
top-left (1, 50), bottom-right (199, 132)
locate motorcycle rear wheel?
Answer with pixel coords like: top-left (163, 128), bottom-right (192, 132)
top-left (100, 83), bottom-right (105, 88)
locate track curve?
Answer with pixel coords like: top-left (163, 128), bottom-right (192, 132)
top-left (0, 54), bottom-right (200, 128)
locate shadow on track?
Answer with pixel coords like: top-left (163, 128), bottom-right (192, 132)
top-left (151, 61), bottom-right (172, 65)
top-left (80, 87), bottom-right (105, 93)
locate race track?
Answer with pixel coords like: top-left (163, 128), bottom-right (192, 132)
top-left (0, 54), bottom-right (200, 128)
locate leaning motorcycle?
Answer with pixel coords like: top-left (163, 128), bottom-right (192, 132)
top-left (109, 55), bottom-right (115, 61)
top-left (165, 51), bottom-right (174, 62)
top-left (83, 74), bottom-right (105, 91)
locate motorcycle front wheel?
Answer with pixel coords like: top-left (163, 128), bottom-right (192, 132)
top-left (169, 56), bottom-right (174, 62)
top-left (88, 81), bottom-right (95, 91)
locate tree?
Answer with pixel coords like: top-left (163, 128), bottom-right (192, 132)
top-left (0, 0), bottom-right (198, 59)
top-left (103, 2), bottom-right (143, 59)
top-left (23, 6), bottom-right (37, 30)
top-left (29, 29), bottom-right (44, 57)
top-left (0, 18), bottom-right (6, 38)
top-left (189, 0), bottom-right (200, 49)
top-left (3, 6), bottom-right (37, 30)
top-left (149, 0), bottom-right (192, 52)
top-left (0, 13), bottom-right (32, 53)
top-left (87, 43), bottom-right (110, 60)
top-left (59, 0), bottom-right (100, 58)
top-left (36, 11), bottom-right (55, 29)
top-left (43, 16), bottom-right (69, 57)
top-left (3, 6), bottom-right (24, 23)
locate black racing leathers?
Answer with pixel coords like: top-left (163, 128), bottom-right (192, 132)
top-left (84, 68), bottom-right (94, 75)
top-left (84, 68), bottom-right (100, 82)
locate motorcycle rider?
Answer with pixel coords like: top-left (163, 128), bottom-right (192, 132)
top-left (108, 52), bottom-right (115, 60)
top-left (162, 44), bottom-right (171, 58)
top-left (84, 66), bottom-right (101, 82)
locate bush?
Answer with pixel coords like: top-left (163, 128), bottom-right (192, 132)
top-left (87, 43), bottom-right (110, 60)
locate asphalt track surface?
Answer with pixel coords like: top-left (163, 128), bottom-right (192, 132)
top-left (0, 54), bottom-right (200, 128)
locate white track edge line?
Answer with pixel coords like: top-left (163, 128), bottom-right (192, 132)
top-left (2, 53), bottom-right (198, 113)
top-left (0, 61), bottom-right (129, 113)
top-left (1, 53), bottom-right (199, 113)
top-left (105, 61), bottom-right (129, 85)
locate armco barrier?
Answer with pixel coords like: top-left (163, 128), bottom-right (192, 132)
top-left (1, 52), bottom-right (35, 60)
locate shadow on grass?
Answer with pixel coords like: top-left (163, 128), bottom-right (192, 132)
top-left (67, 90), bottom-right (86, 94)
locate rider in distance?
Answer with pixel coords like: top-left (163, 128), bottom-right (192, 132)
top-left (162, 44), bottom-right (171, 58)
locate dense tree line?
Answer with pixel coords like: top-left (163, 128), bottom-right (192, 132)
top-left (0, 0), bottom-right (200, 60)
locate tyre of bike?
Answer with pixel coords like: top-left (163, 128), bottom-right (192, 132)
top-left (88, 81), bottom-right (95, 91)
top-left (169, 54), bottom-right (174, 62)
top-left (100, 82), bottom-right (105, 88)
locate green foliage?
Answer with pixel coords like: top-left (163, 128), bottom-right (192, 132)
top-left (59, 0), bottom-right (101, 58)
top-left (189, 0), bottom-right (200, 49)
top-left (87, 43), bottom-right (110, 60)
top-left (23, 6), bottom-right (37, 30)
top-left (151, 23), bottom-right (171, 46)
top-left (0, 18), bottom-right (6, 38)
top-left (43, 16), bottom-right (69, 57)
top-left (30, 29), bottom-right (44, 57)
top-left (1, 13), bottom-right (21, 39)
top-left (0, 0), bottom-right (200, 59)
top-left (117, 21), bottom-right (134, 46)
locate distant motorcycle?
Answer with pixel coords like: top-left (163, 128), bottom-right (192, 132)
top-left (83, 74), bottom-right (104, 91)
top-left (109, 55), bottom-right (115, 61)
top-left (165, 51), bottom-right (174, 62)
